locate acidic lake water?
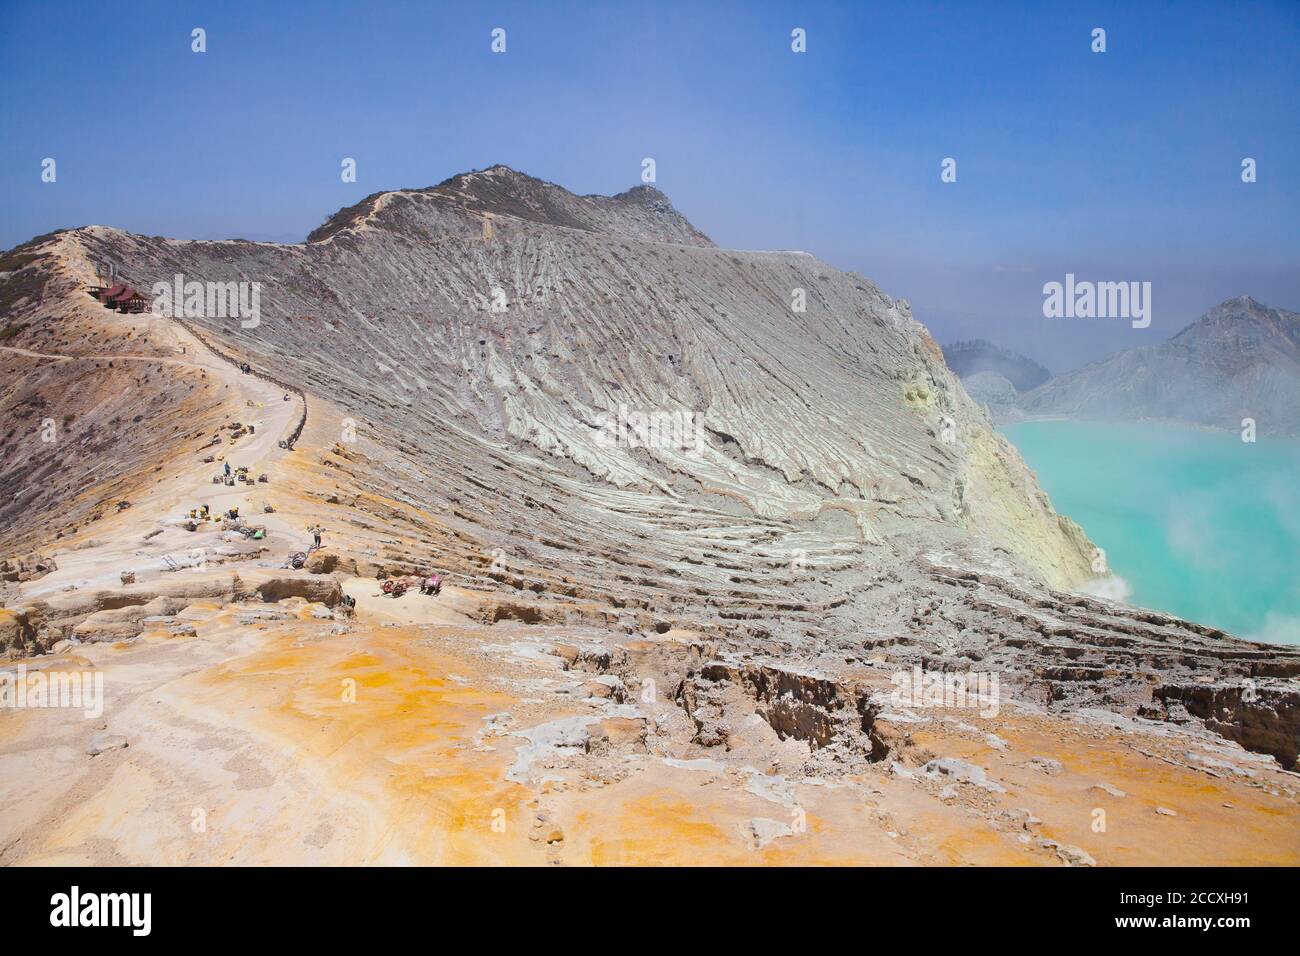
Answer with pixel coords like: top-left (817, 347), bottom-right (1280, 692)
top-left (1003, 420), bottom-right (1300, 646)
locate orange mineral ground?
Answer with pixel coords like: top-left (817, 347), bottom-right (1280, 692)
top-left (3, 591), bottom-right (1296, 866)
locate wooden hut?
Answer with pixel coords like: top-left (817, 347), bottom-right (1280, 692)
top-left (97, 282), bottom-right (127, 305)
top-left (116, 288), bottom-right (150, 313)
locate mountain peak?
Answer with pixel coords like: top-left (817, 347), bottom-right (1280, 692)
top-left (1211, 294), bottom-right (1268, 315)
top-left (308, 166), bottom-right (713, 247)
top-left (1186, 295), bottom-right (1296, 333)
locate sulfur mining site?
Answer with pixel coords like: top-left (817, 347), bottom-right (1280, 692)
top-left (1, 166), bottom-right (1297, 867)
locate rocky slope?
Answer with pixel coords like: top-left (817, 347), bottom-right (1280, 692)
top-left (35, 166), bottom-right (1098, 601)
top-left (1020, 296), bottom-right (1300, 435)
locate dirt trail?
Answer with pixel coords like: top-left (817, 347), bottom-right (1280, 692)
top-left (16, 319), bottom-right (310, 599)
top-left (1, 344), bottom-right (205, 365)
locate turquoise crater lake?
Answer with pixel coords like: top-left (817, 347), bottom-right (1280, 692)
top-left (1003, 420), bottom-right (1300, 646)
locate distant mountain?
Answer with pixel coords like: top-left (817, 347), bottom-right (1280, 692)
top-left (1020, 296), bottom-right (1300, 435)
top-left (308, 164), bottom-right (714, 247)
top-left (960, 370), bottom-right (1026, 423)
top-left (942, 339), bottom-right (1051, 392)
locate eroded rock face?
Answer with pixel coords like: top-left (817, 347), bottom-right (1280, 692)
top-left (1156, 682), bottom-right (1300, 770)
top-left (71, 596), bottom-right (187, 642)
top-left (0, 607), bottom-right (39, 657)
top-left (677, 661), bottom-right (890, 763)
top-left (1, 570), bottom-right (345, 654)
top-left (252, 573), bottom-right (343, 607)
top-left (304, 549), bottom-right (356, 576)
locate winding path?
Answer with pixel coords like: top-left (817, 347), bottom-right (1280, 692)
top-left (8, 321), bottom-right (314, 598)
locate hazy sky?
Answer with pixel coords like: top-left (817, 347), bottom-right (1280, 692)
top-left (2, 0), bottom-right (1296, 369)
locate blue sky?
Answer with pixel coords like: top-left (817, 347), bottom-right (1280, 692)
top-left (1, 0), bottom-right (1296, 368)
